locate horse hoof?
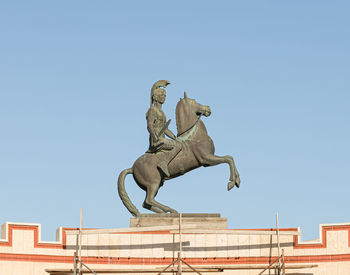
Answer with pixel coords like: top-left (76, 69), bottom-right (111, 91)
top-left (227, 181), bottom-right (235, 191)
top-left (165, 208), bottom-right (177, 213)
top-left (235, 179), bottom-right (240, 188)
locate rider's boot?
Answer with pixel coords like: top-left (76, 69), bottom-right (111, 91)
top-left (158, 143), bottom-right (182, 177)
top-left (158, 161), bottom-right (170, 177)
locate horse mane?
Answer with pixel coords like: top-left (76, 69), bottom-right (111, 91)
top-left (176, 98), bottom-right (196, 137)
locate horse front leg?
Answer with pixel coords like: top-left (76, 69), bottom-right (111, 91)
top-left (201, 154), bottom-right (240, 191)
top-left (228, 155), bottom-right (240, 189)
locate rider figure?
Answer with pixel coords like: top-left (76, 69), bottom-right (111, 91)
top-left (146, 80), bottom-right (182, 177)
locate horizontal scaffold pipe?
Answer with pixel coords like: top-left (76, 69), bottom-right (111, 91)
top-left (45, 264), bottom-right (317, 274)
top-left (169, 229), bottom-right (300, 235)
top-left (66, 227), bottom-right (300, 236)
top-left (65, 224), bottom-right (199, 235)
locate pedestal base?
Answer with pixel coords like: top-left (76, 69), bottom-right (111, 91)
top-left (130, 213), bottom-right (227, 229)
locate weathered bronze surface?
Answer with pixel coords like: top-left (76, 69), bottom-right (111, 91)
top-left (118, 80), bottom-right (240, 217)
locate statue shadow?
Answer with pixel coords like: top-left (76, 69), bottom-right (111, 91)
top-left (65, 241), bottom-right (293, 251)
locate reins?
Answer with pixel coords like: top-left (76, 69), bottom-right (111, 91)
top-left (177, 114), bottom-right (202, 137)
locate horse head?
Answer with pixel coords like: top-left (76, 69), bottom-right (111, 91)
top-left (176, 92), bottom-right (211, 137)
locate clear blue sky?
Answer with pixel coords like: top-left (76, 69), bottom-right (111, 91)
top-left (0, 1), bottom-right (349, 241)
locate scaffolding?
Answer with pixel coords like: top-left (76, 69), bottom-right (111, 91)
top-left (46, 211), bottom-right (317, 275)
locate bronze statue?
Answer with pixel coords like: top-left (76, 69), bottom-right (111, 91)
top-left (118, 80), bottom-right (240, 217)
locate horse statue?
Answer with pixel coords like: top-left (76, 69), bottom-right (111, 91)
top-left (118, 91), bottom-right (240, 217)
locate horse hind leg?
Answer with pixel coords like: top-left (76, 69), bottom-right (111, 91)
top-left (143, 183), bottom-right (178, 214)
top-left (142, 186), bottom-right (165, 214)
top-left (142, 202), bottom-right (165, 214)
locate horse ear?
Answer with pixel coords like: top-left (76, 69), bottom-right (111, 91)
top-left (184, 91), bottom-right (188, 99)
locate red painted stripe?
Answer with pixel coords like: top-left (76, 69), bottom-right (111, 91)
top-left (1, 253), bottom-right (350, 265)
top-left (0, 225), bottom-right (75, 249)
top-left (293, 225), bottom-right (350, 249)
top-left (1, 224), bottom-right (350, 250)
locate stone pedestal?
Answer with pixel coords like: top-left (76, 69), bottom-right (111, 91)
top-left (130, 213), bottom-right (227, 229)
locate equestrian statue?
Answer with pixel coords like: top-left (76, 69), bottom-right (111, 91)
top-left (118, 80), bottom-right (240, 217)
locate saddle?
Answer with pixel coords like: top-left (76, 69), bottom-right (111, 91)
top-left (146, 142), bottom-right (165, 153)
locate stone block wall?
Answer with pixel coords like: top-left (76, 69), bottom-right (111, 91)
top-left (1, 221), bottom-right (350, 274)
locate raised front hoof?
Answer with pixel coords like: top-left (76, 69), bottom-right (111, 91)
top-left (235, 178), bottom-right (240, 188)
top-left (227, 181), bottom-right (235, 191)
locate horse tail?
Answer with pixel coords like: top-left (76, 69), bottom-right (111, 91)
top-left (117, 168), bottom-right (141, 217)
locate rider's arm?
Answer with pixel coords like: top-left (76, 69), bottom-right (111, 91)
top-left (147, 108), bottom-right (159, 142)
top-left (165, 129), bottom-right (177, 140)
